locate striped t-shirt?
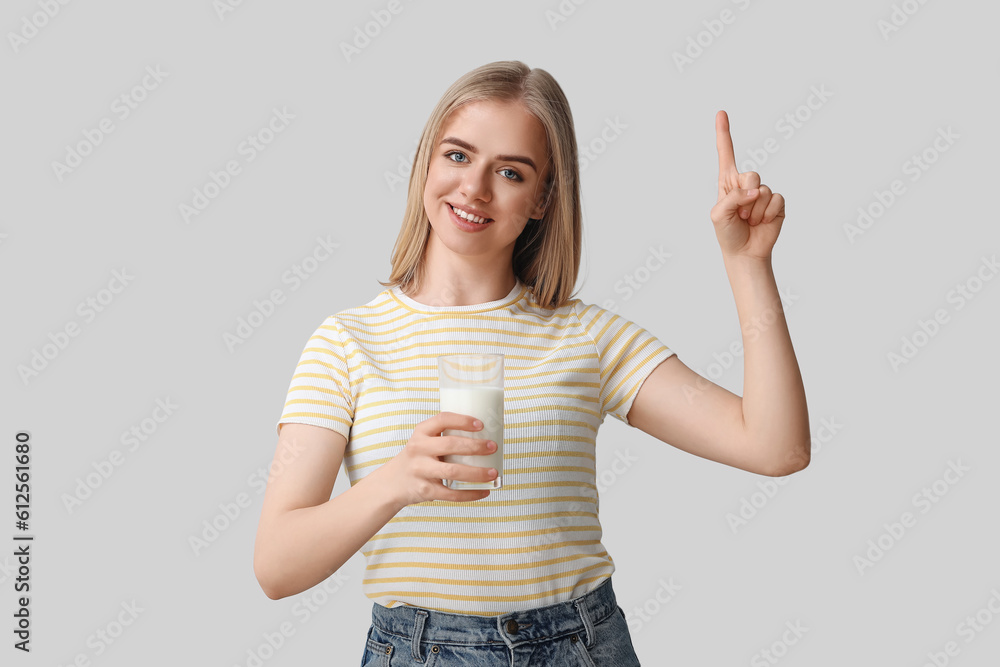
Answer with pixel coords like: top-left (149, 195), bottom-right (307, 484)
top-left (275, 277), bottom-right (674, 616)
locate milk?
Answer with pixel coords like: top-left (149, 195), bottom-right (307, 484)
top-left (439, 385), bottom-right (504, 489)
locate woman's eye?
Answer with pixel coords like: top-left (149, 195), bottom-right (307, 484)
top-left (444, 151), bottom-right (522, 182)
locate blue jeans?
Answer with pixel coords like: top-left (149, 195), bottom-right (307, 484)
top-left (359, 577), bottom-right (641, 666)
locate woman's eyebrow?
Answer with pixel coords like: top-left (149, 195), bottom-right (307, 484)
top-left (440, 136), bottom-right (537, 172)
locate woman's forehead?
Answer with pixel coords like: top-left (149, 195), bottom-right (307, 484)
top-left (443, 100), bottom-right (546, 143)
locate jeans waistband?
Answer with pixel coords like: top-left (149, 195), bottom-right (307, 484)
top-left (370, 577), bottom-right (619, 650)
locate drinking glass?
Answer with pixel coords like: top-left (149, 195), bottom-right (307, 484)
top-left (437, 354), bottom-right (504, 490)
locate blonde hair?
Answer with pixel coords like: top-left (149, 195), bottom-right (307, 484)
top-left (377, 60), bottom-right (581, 310)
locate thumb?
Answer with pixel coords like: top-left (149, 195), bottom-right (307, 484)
top-left (717, 187), bottom-right (759, 217)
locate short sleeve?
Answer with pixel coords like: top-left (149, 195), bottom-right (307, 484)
top-left (275, 317), bottom-right (355, 440)
top-left (573, 301), bottom-right (675, 426)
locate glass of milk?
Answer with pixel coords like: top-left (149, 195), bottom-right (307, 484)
top-left (437, 354), bottom-right (504, 490)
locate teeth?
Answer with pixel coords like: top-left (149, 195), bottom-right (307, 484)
top-left (452, 205), bottom-right (490, 224)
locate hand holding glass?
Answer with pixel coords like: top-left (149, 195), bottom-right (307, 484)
top-left (437, 354), bottom-right (504, 490)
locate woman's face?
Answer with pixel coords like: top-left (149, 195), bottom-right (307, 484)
top-left (423, 99), bottom-right (550, 263)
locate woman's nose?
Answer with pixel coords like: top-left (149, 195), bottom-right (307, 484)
top-left (460, 166), bottom-right (491, 202)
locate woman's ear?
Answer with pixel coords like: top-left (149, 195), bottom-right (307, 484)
top-left (529, 200), bottom-right (547, 220)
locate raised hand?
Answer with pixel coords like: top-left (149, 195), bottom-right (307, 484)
top-left (710, 110), bottom-right (786, 261)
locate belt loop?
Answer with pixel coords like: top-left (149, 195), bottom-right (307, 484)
top-left (573, 599), bottom-right (596, 648)
top-left (411, 609), bottom-right (429, 661)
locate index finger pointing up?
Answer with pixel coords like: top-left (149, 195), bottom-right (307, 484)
top-left (716, 110), bottom-right (739, 179)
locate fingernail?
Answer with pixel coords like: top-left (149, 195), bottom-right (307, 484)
top-left (488, 469), bottom-right (498, 477)
top-left (747, 188), bottom-right (759, 197)
top-left (473, 420), bottom-right (482, 428)
top-left (487, 441), bottom-right (496, 450)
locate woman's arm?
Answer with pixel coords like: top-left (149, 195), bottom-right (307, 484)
top-left (625, 111), bottom-right (810, 477)
top-left (627, 253), bottom-right (810, 477)
top-left (253, 423), bottom-right (405, 600)
top-left (722, 252), bottom-right (809, 472)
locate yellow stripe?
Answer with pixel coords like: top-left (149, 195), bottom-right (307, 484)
top-left (594, 315), bottom-right (629, 380)
top-left (350, 308), bottom-right (582, 338)
top-left (367, 525), bottom-right (599, 542)
top-left (289, 370), bottom-right (345, 383)
top-left (282, 383), bottom-right (344, 395)
top-left (352, 377), bottom-right (600, 395)
top-left (344, 395), bottom-right (601, 429)
top-left (363, 562), bottom-right (609, 587)
top-left (489, 449), bottom-right (596, 461)
top-left (575, 303), bottom-right (600, 334)
top-left (347, 418), bottom-right (596, 451)
top-left (356, 450), bottom-right (598, 468)
top-left (282, 397), bottom-right (345, 407)
top-left (298, 347), bottom-right (596, 384)
top-left (318, 343), bottom-right (595, 370)
top-left (349, 479), bottom-right (598, 492)
top-left (602, 339), bottom-right (656, 411)
top-left (390, 323), bottom-right (575, 342)
top-left (335, 295), bottom-right (574, 326)
top-left (601, 328), bottom-right (645, 384)
top-left (349, 457), bottom-right (597, 473)
top-left (345, 443), bottom-right (598, 470)
top-left (365, 551), bottom-right (608, 571)
top-left (278, 412), bottom-right (351, 428)
top-left (605, 345), bottom-right (671, 415)
top-left (340, 368), bottom-right (601, 402)
top-left (387, 510), bottom-right (597, 524)
top-left (346, 438), bottom-right (597, 463)
top-left (363, 539), bottom-right (602, 557)
top-left (510, 297), bottom-right (576, 320)
top-left (419, 495), bottom-right (595, 508)
top-left (334, 336), bottom-right (595, 358)
top-left (294, 353), bottom-right (349, 381)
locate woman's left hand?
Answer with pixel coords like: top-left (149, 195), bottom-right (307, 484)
top-left (710, 110), bottom-right (786, 261)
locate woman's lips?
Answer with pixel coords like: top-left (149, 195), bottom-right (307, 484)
top-left (448, 203), bottom-right (494, 230)
top-left (449, 203), bottom-right (492, 224)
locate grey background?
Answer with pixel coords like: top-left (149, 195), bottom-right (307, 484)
top-left (2, 0), bottom-right (998, 664)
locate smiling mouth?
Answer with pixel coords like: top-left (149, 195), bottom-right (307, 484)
top-left (449, 204), bottom-right (493, 224)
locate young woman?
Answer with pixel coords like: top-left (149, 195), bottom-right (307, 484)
top-left (254, 60), bottom-right (810, 666)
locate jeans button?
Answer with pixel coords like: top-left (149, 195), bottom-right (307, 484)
top-left (571, 634), bottom-right (579, 643)
top-left (505, 619), bottom-right (519, 634)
